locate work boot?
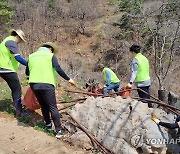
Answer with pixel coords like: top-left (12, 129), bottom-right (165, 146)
top-left (13, 98), bottom-right (28, 117)
top-left (46, 122), bottom-right (52, 131)
top-left (18, 110), bottom-right (29, 117)
top-left (55, 128), bottom-right (66, 139)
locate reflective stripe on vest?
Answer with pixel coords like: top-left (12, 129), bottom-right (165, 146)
top-left (102, 67), bottom-right (120, 83)
top-left (0, 36), bottom-right (19, 72)
top-left (134, 53), bottom-right (150, 82)
top-left (28, 49), bottom-right (56, 87)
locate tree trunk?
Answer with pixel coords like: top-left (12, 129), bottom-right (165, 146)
top-left (158, 89), bottom-right (169, 112)
top-left (158, 89), bottom-right (169, 103)
top-left (168, 92), bottom-right (179, 107)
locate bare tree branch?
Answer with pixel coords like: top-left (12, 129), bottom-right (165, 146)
top-left (168, 65), bottom-right (180, 73)
top-left (162, 21), bottom-right (180, 80)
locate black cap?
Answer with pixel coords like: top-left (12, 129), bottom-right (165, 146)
top-left (130, 44), bottom-right (141, 53)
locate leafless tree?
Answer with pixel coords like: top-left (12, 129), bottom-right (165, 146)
top-left (68, 0), bottom-right (100, 35)
top-left (117, 0), bottom-right (180, 99)
top-left (142, 1), bottom-right (180, 91)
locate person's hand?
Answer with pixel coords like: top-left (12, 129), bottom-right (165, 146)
top-left (152, 117), bottom-right (160, 124)
top-left (126, 83), bottom-right (132, 88)
top-left (103, 85), bottom-right (107, 88)
top-left (69, 79), bottom-right (76, 86)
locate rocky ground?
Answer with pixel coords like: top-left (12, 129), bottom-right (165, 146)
top-left (0, 83), bottom-right (179, 154)
top-left (68, 96), bottom-right (180, 154)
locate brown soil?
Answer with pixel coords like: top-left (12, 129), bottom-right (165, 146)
top-left (0, 113), bottom-right (91, 154)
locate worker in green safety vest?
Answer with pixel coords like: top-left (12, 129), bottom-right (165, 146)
top-left (0, 29), bottom-right (28, 117)
top-left (97, 64), bottom-right (120, 95)
top-left (127, 44), bottom-right (153, 108)
top-left (26, 42), bottom-right (75, 139)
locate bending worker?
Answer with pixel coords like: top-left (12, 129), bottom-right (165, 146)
top-left (127, 44), bottom-right (153, 108)
top-left (26, 42), bottom-right (75, 139)
top-left (152, 116), bottom-right (180, 129)
top-left (98, 64), bottom-right (120, 95)
top-left (0, 29), bottom-right (27, 117)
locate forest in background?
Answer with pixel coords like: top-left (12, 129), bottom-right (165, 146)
top-left (0, 0), bottom-right (180, 98)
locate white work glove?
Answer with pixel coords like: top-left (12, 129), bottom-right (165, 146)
top-left (103, 85), bottom-right (107, 88)
top-left (126, 83), bottom-right (132, 88)
top-left (69, 79), bottom-right (76, 86)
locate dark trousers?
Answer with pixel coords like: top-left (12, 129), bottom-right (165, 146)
top-left (137, 86), bottom-right (153, 108)
top-left (31, 87), bottom-right (61, 132)
top-left (0, 72), bottom-right (22, 100)
top-left (0, 72), bottom-right (23, 115)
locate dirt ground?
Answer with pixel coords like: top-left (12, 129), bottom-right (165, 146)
top-left (0, 113), bottom-right (91, 154)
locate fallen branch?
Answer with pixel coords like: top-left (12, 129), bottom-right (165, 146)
top-left (66, 112), bottom-right (115, 154)
top-left (58, 101), bottom-right (84, 111)
top-left (65, 88), bottom-right (179, 115)
top-left (58, 98), bottom-right (87, 104)
top-left (134, 97), bottom-right (180, 112)
top-left (65, 89), bottom-right (103, 96)
top-left (134, 97), bottom-right (180, 115)
top-left (66, 88), bottom-right (133, 97)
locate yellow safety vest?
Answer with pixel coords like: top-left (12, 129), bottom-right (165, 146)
top-left (102, 67), bottom-right (120, 83)
top-left (134, 53), bottom-right (150, 82)
top-left (28, 49), bottom-right (56, 87)
top-left (0, 36), bottom-right (20, 72)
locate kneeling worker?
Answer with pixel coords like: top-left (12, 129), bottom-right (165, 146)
top-left (26, 42), bottom-right (75, 138)
top-left (97, 64), bottom-right (120, 95)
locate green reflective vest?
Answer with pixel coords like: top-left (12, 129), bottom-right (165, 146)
top-left (0, 36), bottom-right (20, 72)
top-left (102, 67), bottom-right (120, 83)
top-left (134, 53), bottom-right (150, 82)
top-left (28, 49), bottom-right (56, 87)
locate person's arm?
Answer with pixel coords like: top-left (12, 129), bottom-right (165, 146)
top-left (152, 117), bottom-right (180, 129)
top-left (159, 122), bottom-right (179, 129)
top-left (52, 55), bottom-right (70, 80)
top-left (105, 70), bottom-right (111, 86)
top-left (25, 61), bottom-right (30, 79)
top-left (129, 59), bottom-right (138, 84)
top-left (5, 40), bottom-right (27, 66)
top-left (14, 55), bottom-right (27, 66)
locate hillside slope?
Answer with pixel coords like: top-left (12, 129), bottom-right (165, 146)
top-left (1, 0), bottom-right (180, 94)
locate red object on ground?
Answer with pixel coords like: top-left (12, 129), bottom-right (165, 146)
top-left (119, 86), bottom-right (131, 98)
top-left (22, 87), bottom-right (41, 110)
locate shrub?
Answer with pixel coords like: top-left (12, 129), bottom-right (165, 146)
top-left (108, 0), bottom-right (118, 5)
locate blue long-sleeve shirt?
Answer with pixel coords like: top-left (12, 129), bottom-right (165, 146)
top-left (105, 70), bottom-right (111, 86)
top-left (5, 40), bottom-right (27, 66)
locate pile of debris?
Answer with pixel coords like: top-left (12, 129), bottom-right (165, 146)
top-left (66, 96), bottom-right (179, 154)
